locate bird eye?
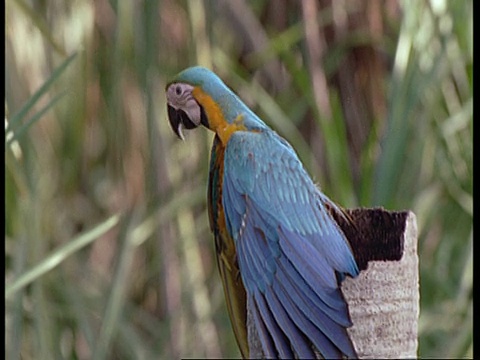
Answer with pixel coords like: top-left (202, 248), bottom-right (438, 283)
top-left (175, 85), bottom-right (182, 96)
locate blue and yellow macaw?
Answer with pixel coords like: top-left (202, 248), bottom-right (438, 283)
top-left (166, 66), bottom-right (359, 359)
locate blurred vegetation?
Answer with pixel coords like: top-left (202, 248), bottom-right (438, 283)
top-left (5, 0), bottom-right (472, 359)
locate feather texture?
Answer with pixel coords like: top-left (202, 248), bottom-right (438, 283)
top-left (222, 129), bottom-right (359, 358)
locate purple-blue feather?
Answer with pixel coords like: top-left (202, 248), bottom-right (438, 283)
top-left (250, 293), bottom-right (277, 358)
top-left (254, 290), bottom-right (294, 359)
top-left (276, 257), bottom-right (351, 326)
top-left (264, 287), bottom-right (316, 359)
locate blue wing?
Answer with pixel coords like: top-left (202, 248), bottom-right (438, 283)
top-left (223, 129), bottom-right (359, 359)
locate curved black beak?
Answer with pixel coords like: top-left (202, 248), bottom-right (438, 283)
top-left (167, 105), bottom-right (198, 140)
top-left (167, 104), bottom-right (209, 140)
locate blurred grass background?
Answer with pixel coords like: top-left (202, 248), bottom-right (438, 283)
top-left (5, 0), bottom-right (472, 359)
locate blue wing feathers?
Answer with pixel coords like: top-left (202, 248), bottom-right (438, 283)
top-left (278, 226), bottom-right (338, 290)
top-left (271, 278), bottom-right (344, 360)
top-left (241, 221), bottom-right (272, 292)
top-left (274, 264), bottom-right (357, 357)
top-left (277, 256), bottom-right (351, 327)
top-left (255, 290), bottom-right (294, 359)
top-left (223, 182), bottom-right (244, 235)
top-left (250, 293), bottom-right (277, 359)
top-left (236, 240), bottom-right (257, 292)
top-left (223, 129), bottom-right (359, 358)
top-left (264, 288), bottom-right (316, 359)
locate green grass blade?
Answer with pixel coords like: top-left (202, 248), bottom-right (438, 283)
top-left (5, 214), bottom-right (120, 299)
top-left (8, 53), bottom-right (77, 128)
top-left (6, 91), bottom-right (67, 147)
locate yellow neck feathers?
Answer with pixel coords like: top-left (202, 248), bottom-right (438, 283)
top-left (192, 87), bottom-right (246, 144)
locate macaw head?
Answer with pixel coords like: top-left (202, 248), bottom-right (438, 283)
top-left (166, 66), bottom-right (267, 141)
top-left (165, 66), bottom-right (210, 139)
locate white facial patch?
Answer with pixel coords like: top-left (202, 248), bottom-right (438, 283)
top-left (166, 83), bottom-right (202, 127)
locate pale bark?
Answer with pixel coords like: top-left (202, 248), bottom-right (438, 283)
top-left (342, 211), bottom-right (419, 358)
